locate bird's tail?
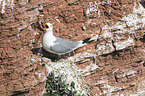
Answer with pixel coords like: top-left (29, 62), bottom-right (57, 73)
top-left (82, 38), bottom-right (91, 44)
top-left (76, 38), bottom-right (92, 48)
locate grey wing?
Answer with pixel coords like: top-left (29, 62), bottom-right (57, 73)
top-left (50, 37), bottom-right (81, 54)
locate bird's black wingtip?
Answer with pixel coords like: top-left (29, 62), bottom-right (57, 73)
top-left (82, 38), bottom-right (91, 44)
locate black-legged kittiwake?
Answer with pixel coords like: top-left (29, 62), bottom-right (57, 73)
top-left (42, 23), bottom-right (90, 55)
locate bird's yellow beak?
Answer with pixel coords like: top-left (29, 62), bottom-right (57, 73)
top-left (45, 24), bottom-right (49, 29)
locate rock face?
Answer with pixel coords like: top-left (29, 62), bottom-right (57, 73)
top-left (0, 0), bottom-right (145, 95)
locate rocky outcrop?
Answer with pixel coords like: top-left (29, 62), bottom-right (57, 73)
top-left (0, 0), bottom-right (145, 95)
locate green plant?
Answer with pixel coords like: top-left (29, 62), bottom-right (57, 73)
top-left (44, 72), bottom-right (82, 96)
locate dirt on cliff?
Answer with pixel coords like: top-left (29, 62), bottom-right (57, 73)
top-left (0, 0), bottom-right (145, 95)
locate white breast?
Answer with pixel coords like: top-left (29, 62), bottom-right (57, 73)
top-left (42, 32), bottom-right (57, 53)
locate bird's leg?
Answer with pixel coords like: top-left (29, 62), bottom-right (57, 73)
top-left (55, 55), bottom-right (62, 61)
top-left (72, 51), bottom-right (75, 56)
top-left (68, 52), bottom-right (71, 57)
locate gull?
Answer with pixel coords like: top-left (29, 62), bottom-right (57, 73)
top-left (42, 23), bottom-right (90, 55)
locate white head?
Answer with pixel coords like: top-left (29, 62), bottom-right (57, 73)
top-left (45, 23), bottom-right (53, 32)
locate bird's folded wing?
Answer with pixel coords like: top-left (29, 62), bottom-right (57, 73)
top-left (50, 37), bottom-right (81, 54)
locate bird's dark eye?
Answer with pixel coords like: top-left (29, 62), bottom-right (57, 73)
top-left (45, 25), bottom-right (49, 29)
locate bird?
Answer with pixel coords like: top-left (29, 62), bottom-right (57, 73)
top-left (42, 22), bottom-right (91, 55)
